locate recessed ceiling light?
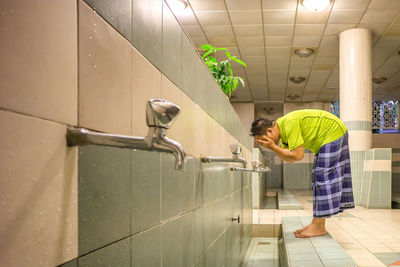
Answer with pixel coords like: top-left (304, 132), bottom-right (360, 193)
top-left (372, 76), bottom-right (387, 84)
top-left (290, 76), bottom-right (306, 83)
top-left (294, 48), bottom-right (315, 58)
top-left (166, 0), bottom-right (188, 11)
top-left (301, 0), bottom-right (331, 12)
top-left (287, 94), bottom-right (300, 101)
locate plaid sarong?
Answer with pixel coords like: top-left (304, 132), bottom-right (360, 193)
top-left (312, 131), bottom-right (354, 217)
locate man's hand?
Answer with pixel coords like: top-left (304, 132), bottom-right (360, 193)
top-left (256, 135), bottom-right (276, 149)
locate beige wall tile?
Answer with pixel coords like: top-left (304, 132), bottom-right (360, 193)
top-left (79, 1), bottom-right (132, 135)
top-left (180, 93), bottom-right (197, 156)
top-left (0, 0), bottom-right (77, 125)
top-left (132, 48), bottom-right (162, 136)
top-left (161, 75), bottom-right (183, 145)
top-left (0, 110), bottom-right (78, 267)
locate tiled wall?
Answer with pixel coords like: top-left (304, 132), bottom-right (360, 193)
top-left (251, 148), bottom-right (268, 209)
top-left (392, 148), bottom-right (400, 195)
top-left (0, 0), bottom-right (254, 266)
top-left (82, 0), bottom-right (252, 151)
top-left (359, 148), bottom-right (392, 208)
top-left (72, 148), bottom-right (252, 267)
top-left (283, 150), bottom-right (314, 189)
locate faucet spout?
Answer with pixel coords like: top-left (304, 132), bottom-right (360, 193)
top-left (146, 127), bottom-right (186, 170)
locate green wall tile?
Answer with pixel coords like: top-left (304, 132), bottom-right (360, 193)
top-left (204, 240), bottom-right (218, 267)
top-left (131, 226), bottom-right (161, 267)
top-left (181, 212), bottom-right (195, 266)
top-left (203, 203), bottom-right (215, 248)
top-left (195, 163), bottom-right (203, 208)
top-left (232, 171), bottom-right (242, 192)
top-left (374, 148), bottom-right (391, 160)
top-left (58, 259), bottom-right (77, 267)
top-left (131, 0), bottom-right (162, 69)
top-left (194, 208), bottom-right (205, 259)
top-left (83, 0), bottom-right (132, 41)
top-left (181, 34), bottom-right (197, 99)
top-left (215, 165), bottom-right (230, 200)
top-left (131, 150), bottom-right (161, 234)
top-left (162, 217), bottom-right (182, 267)
top-left (79, 238), bottom-right (130, 267)
top-left (78, 146), bottom-right (130, 255)
top-left (162, 3), bottom-right (182, 86)
top-left (182, 157), bottom-right (197, 212)
top-left (161, 153), bottom-right (182, 220)
top-left (216, 232), bottom-right (227, 266)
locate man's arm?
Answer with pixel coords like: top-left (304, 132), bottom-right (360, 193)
top-left (256, 136), bottom-right (304, 163)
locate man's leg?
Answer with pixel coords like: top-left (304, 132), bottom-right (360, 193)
top-left (295, 217), bottom-right (327, 238)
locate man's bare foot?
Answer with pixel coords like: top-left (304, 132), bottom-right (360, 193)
top-left (294, 224), bottom-right (311, 234)
top-left (295, 217), bottom-right (327, 238)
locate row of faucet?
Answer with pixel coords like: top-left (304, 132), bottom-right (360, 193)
top-left (66, 99), bottom-right (270, 173)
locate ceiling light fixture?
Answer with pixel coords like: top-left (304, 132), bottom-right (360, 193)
top-left (301, 0), bottom-right (331, 12)
top-left (372, 76), bottom-right (387, 84)
top-left (290, 76), bottom-right (306, 83)
top-left (167, 0), bottom-right (188, 11)
top-left (287, 94), bottom-right (300, 101)
top-left (294, 48), bottom-right (315, 58)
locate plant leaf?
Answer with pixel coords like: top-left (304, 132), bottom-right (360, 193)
top-left (231, 57), bottom-right (247, 67)
top-left (201, 44), bottom-right (214, 51)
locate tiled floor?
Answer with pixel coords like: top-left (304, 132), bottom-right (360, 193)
top-left (253, 190), bottom-right (400, 267)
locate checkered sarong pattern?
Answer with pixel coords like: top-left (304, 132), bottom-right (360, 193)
top-left (312, 132), bottom-right (355, 217)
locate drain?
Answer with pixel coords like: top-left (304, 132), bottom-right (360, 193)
top-left (258, 242), bottom-right (271, 245)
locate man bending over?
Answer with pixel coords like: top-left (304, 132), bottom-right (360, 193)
top-left (250, 109), bottom-right (354, 238)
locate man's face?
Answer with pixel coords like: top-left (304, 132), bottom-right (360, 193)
top-left (266, 125), bottom-right (280, 144)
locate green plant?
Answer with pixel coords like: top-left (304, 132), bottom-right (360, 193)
top-left (201, 44), bottom-right (246, 99)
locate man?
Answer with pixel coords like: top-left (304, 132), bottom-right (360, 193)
top-left (250, 109), bottom-right (354, 238)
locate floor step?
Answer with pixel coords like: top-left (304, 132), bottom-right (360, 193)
top-left (277, 190), bottom-right (302, 210)
top-left (280, 216), bottom-right (357, 267)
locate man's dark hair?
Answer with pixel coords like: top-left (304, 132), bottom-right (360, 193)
top-left (250, 118), bottom-right (275, 136)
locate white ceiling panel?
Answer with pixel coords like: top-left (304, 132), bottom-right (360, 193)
top-left (263, 10), bottom-right (296, 24)
top-left (230, 11), bottom-right (263, 25)
top-left (375, 56), bottom-right (400, 78)
top-left (318, 45), bottom-right (339, 56)
top-left (174, 9), bottom-right (198, 26)
top-left (325, 24), bottom-right (357, 35)
top-left (293, 36), bottom-right (321, 47)
top-left (358, 23), bottom-right (389, 41)
top-left (196, 11), bottom-right (230, 25)
top-left (191, 36), bottom-right (208, 47)
top-left (264, 24), bottom-right (294, 36)
top-left (243, 56), bottom-right (266, 64)
top-left (237, 36), bottom-right (264, 47)
top-left (360, 9), bottom-right (398, 24)
top-left (184, 25), bottom-right (205, 37)
top-left (328, 9), bottom-right (365, 24)
top-left (225, 0), bottom-right (261, 11)
top-left (203, 25), bottom-right (234, 37)
top-left (253, 88), bottom-right (269, 101)
top-left (233, 25), bottom-right (263, 36)
top-left (314, 56), bottom-right (339, 65)
top-left (320, 35), bottom-right (339, 47)
top-left (369, 0), bottom-right (400, 10)
top-left (296, 8), bottom-right (330, 24)
top-left (189, 0), bottom-right (226, 11)
top-left (333, 0), bottom-right (371, 10)
top-left (266, 46), bottom-right (291, 56)
top-left (294, 24), bottom-right (325, 36)
top-left (264, 36), bottom-right (292, 46)
top-left (215, 46), bottom-right (240, 57)
top-left (262, 0), bottom-right (298, 10)
top-left (240, 46), bottom-right (265, 56)
top-left (386, 24), bottom-right (400, 36)
top-left (208, 36), bottom-right (236, 46)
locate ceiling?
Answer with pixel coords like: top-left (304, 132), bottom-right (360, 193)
top-left (170, 0), bottom-right (400, 103)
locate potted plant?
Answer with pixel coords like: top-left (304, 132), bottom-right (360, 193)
top-left (201, 44), bottom-right (246, 99)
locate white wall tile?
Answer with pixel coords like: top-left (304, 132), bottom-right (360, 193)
top-left (0, 110), bottom-right (78, 267)
top-left (0, 0), bottom-right (78, 125)
top-left (79, 1), bottom-right (132, 135)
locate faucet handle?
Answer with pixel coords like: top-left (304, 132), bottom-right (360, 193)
top-left (251, 160), bottom-right (258, 168)
top-left (229, 143), bottom-right (242, 155)
top-left (146, 99), bottom-right (181, 129)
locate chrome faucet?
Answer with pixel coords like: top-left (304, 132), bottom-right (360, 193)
top-left (230, 160), bottom-right (270, 173)
top-left (201, 143), bottom-right (247, 168)
top-left (66, 99), bottom-right (186, 170)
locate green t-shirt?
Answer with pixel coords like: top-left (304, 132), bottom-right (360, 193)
top-left (276, 109), bottom-right (347, 154)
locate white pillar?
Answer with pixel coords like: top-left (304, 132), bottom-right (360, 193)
top-left (339, 28), bottom-right (372, 205)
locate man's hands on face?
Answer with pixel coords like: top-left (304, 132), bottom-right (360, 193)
top-left (255, 135), bottom-right (275, 149)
